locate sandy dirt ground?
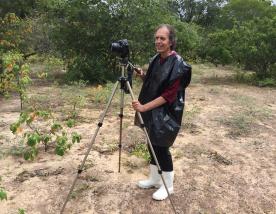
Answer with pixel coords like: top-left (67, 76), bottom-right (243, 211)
top-left (0, 64), bottom-right (276, 214)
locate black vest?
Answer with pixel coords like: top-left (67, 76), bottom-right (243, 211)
top-left (136, 54), bottom-right (191, 147)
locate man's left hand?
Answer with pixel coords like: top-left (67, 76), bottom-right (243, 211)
top-left (132, 100), bottom-right (146, 112)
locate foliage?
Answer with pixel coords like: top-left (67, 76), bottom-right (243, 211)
top-left (0, 13), bottom-right (21, 53)
top-left (0, 51), bottom-right (31, 108)
top-left (170, 0), bottom-right (226, 27)
top-left (0, 0), bottom-right (36, 18)
top-left (0, 13), bottom-right (34, 105)
top-left (10, 110), bottom-right (82, 160)
top-left (18, 208), bottom-right (26, 214)
top-left (0, 188), bottom-right (7, 201)
top-left (202, 30), bottom-right (233, 66)
top-left (61, 80), bottom-right (87, 118)
top-left (235, 71), bottom-right (257, 85)
top-left (173, 21), bottom-right (202, 60)
top-left (0, 13), bottom-right (33, 55)
top-left (131, 143), bottom-right (150, 162)
top-left (1, 0), bottom-right (275, 84)
top-left (0, 13), bottom-right (53, 94)
top-left (0, 12), bottom-right (56, 58)
top-left (201, 0), bottom-right (276, 79)
top-left (65, 55), bottom-right (112, 84)
top-left (42, 56), bottom-right (64, 75)
top-left (231, 17), bottom-right (276, 79)
top-left (219, 0), bottom-right (275, 29)
top-left (44, 0), bottom-right (200, 83)
top-left (257, 78), bottom-right (276, 87)
top-left (0, 176), bottom-right (7, 201)
top-left (89, 82), bottom-right (115, 104)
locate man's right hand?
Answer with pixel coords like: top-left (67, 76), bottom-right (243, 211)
top-left (134, 67), bottom-right (144, 78)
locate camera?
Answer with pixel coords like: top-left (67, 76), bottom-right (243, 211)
top-left (110, 39), bottom-right (133, 93)
top-left (110, 39), bottom-right (129, 59)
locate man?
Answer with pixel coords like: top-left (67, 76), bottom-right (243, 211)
top-left (132, 24), bottom-right (191, 200)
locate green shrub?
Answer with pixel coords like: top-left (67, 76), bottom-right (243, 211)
top-left (0, 188), bottom-right (7, 201)
top-left (131, 143), bottom-right (150, 162)
top-left (257, 78), bottom-right (276, 87)
top-left (235, 71), bottom-right (256, 84)
top-left (10, 111), bottom-right (82, 160)
top-left (66, 55), bottom-right (115, 84)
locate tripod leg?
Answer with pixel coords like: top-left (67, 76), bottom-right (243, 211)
top-left (60, 81), bottom-right (120, 214)
top-left (118, 88), bottom-right (124, 172)
top-left (125, 81), bottom-right (178, 214)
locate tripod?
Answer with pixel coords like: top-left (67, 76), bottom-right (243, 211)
top-left (60, 60), bottom-right (177, 214)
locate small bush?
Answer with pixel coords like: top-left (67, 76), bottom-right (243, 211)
top-left (18, 208), bottom-right (26, 214)
top-left (66, 56), bottom-right (115, 84)
top-left (257, 78), bottom-right (276, 87)
top-left (131, 143), bottom-right (150, 162)
top-left (235, 71), bottom-right (256, 84)
top-left (0, 188), bottom-right (7, 201)
top-left (0, 176), bottom-right (7, 201)
top-left (10, 111), bottom-right (82, 160)
top-left (89, 82), bottom-right (115, 104)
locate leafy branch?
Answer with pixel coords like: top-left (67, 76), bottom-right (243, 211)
top-left (10, 110), bottom-right (82, 160)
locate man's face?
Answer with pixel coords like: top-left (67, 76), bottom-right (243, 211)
top-left (155, 27), bottom-right (172, 55)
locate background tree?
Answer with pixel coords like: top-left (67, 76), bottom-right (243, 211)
top-left (0, 13), bottom-right (32, 98)
top-left (218, 0), bottom-right (275, 29)
top-left (44, 0), bottom-right (198, 83)
top-left (170, 0), bottom-right (227, 27)
top-left (0, 0), bottom-right (275, 84)
top-left (0, 0), bottom-right (37, 18)
top-left (231, 17), bottom-right (276, 78)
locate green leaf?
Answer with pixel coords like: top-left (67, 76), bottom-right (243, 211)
top-left (66, 119), bottom-right (75, 128)
top-left (67, 143), bottom-right (72, 149)
top-left (36, 111), bottom-right (50, 119)
top-left (27, 133), bottom-right (40, 147)
top-left (23, 150), bottom-right (31, 160)
top-left (55, 134), bottom-right (69, 156)
top-left (55, 146), bottom-right (65, 156)
top-left (13, 64), bottom-right (20, 72)
top-left (19, 112), bottom-right (29, 123)
top-left (56, 135), bottom-right (67, 146)
top-left (42, 135), bottom-right (51, 144)
top-left (26, 117), bottom-right (33, 125)
top-left (23, 147), bottom-right (38, 160)
top-left (72, 132), bottom-right (81, 144)
top-left (27, 137), bottom-right (36, 147)
top-left (18, 208), bottom-right (26, 214)
top-left (21, 76), bottom-right (32, 85)
top-left (10, 123), bottom-right (20, 134)
top-left (0, 189), bottom-right (7, 201)
top-left (51, 123), bottom-right (62, 133)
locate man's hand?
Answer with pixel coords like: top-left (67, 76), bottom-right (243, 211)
top-left (134, 67), bottom-right (145, 78)
top-left (132, 97), bottom-right (167, 113)
top-left (132, 100), bottom-right (146, 112)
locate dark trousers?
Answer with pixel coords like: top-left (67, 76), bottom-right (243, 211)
top-left (148, 144), bottom-right (173, 171)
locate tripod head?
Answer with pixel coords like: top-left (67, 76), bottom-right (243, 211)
top-left (117, 58), bottom-right (136, 94)
top-left (119, 56), bottom-right (129, 66)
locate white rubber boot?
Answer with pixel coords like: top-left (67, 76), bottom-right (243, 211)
top-left (152, 171), bottom-right (174, 200)
top-left (138, 164), bottom-right (162, 189)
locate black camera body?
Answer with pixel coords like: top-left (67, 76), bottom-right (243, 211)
top-left (110, 39), bottom-right (133, 93)
top-left (110, 39), bottom-right (129, 59)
